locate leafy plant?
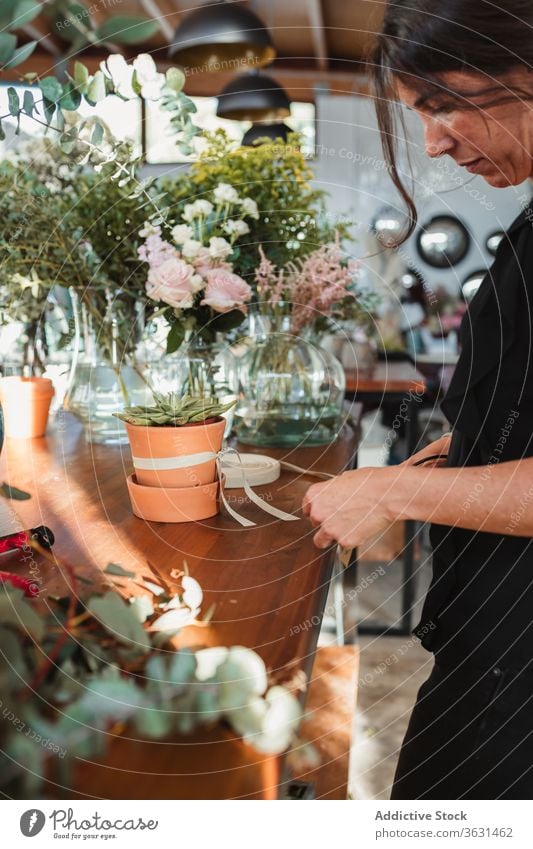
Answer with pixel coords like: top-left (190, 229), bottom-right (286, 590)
top-left (0, 561), bottom-right (302, 797)
top-left (159, 129), bottom-right (346, 279)
top-left (115, 392), bottom-right (236, 426)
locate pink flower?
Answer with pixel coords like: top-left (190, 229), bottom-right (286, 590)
top-left (201, 268), bottom-right (252, 314)
top-left (146, 257), bottom-right (202, 309)
top-left (138, 233), bottom-right (176, 269)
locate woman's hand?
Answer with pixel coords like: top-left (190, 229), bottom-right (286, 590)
top-left (302, 466), bottom-right (399, 549)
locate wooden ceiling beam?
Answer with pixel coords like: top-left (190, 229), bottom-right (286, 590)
top-left (306, 0), bottom-right (328, 70)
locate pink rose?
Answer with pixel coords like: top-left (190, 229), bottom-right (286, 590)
top-left (201, 269), bottom-right (252, 314)
top-left (146, 257), bottom-right (202, 309)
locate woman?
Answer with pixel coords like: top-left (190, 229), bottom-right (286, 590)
top-left (303, 0), bottom-right (533, 799)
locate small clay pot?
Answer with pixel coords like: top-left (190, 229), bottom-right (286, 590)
top-left (126, 473), bottom-right (224, 523)
top-left (125, 416), bottom-right (226, 488)
top-left (0, 376), bottom-right (55, 439)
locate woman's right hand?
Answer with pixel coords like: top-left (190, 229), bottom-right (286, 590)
top-left (402, 434), bottom-right (452, 468)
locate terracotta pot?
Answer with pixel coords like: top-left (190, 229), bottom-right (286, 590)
top-left (43, 725), bottom-right (279, 800)
top-left (125, 416), bottom-right (226, 488)
top-left (0, 376), bottom-right (54, 439)
top-left (126, 473), bottom-right (225, 523)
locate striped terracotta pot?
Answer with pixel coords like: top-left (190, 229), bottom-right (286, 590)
top-left (125, 417), bottom-right (226, 489)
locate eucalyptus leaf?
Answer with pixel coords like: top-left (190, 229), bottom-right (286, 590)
top-left (5, 39), bottom-right (37, 69)
top-left (87, 593), bottom-right (151, 652)
top-left (104, 563), bottom-right (135, 578)
top-left (0, 33), bottom-right (17, 65)
top-left (0, 588), bottom-right (45, 641)
top-left (7, 87), bottom-right (20, 117)
top-left (22, 89), bottom-right (35, 117)
top-left (9, 0), bottom-right (41, 29)
top-left (73, 60), bottom-right (89, 87)
top-left (91, 121), bottom-right (104, 146)
top-left (0, 482), bottom-right (31, 500)
top-left (95, 16), bottom-right (159, 46)
top-left (86, 70), bottom-right (106, 104)
top-left (39, 75), bottom-right (63, 104)
top-left (165, 67), bottom-right (186, 93)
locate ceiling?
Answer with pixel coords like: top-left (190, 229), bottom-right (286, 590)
top-left (8, 1), bottom-right (385, 100)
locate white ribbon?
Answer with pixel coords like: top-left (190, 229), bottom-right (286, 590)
top-left (131, 446), bottom-right (299, 527)
top-left (132, 451), bottom-right (216, 471)
top-left (217, 448), bottom-right (299, 527)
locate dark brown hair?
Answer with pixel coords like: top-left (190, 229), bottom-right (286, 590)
top-left (371, 0), bottom-right (533, 242)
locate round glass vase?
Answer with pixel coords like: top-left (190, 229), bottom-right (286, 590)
top-left (234, 314), bottom-right (346, 447)
top-left (63, 293), bottom-right (152, 445)
top-left (151, 336), bottom-right (238, 439)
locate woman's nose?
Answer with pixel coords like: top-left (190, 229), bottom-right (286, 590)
top-left (423, 119), bottom-right (455, 158)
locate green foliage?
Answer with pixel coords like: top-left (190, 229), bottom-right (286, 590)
top-left (0, 1), bottom-right (39, 69)
top-left (0, 570), bottom-right (302, 797)
top-left (159, 129), bottom-right (344, 278)
top-left (115, 392), bottom-right (236, 426)
top-left (94, 15), bottom-right (159, 46)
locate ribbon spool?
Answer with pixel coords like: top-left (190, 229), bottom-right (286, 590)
top-left (219, 453), bottom-right (281, 488)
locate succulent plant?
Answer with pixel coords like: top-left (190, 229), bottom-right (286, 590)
top-left (114, 392), bottom-right (236, 427)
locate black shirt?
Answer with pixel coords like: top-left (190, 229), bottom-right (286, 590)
top-left (414, 205), bottom-right (533, 670)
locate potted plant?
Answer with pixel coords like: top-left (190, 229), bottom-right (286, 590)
top-left (115, 392), bottom-right (235, 522)
top-left (0, 563), bottom-right (303, 799)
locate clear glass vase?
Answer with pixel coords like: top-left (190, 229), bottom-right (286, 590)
top-left (234, 313), bottom-right (346, 447)
top-left (151, 336), bottom-right (238, 438)
top-left (63, 292), bottom-right (153, 445)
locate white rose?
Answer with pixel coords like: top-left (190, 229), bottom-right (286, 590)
top-left (241, 197), bottom-right (259, 219)
top-left (182, 199), bottom-right (214, 221)
top-left (223, 219), bottom-right (250, 237)
top-left (171, 223), bottom-right (194, 243)
top-left (181, 239), bottom-right (204, 259)
top-left (133, 53), bottom-right (164, 101)
top-left (102, 55), bottom-right (136, 99)
top-left (213, 183), bottom-right (240, 204)
top-left (208, 236), bottom-right (233, 260)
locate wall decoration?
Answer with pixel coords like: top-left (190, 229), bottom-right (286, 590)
top-left (417, 215), bottom-right (470, 268)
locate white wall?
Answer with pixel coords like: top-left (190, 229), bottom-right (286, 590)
top-left (310, 94), bottom-right (530, 295)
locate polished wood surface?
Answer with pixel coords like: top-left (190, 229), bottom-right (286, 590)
top-left (345, 361), bottom-right (426, 396)
top-left (1, 404), bottom-right (362, 682)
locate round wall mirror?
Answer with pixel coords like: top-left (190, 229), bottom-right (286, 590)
top-left (462, 269), bottom-right (487, 302)
top-left (372, 205), bottom-right (408, 248)
top-left (486, 231), bottom-right (504, 256)
top-left (417, 215), bottom-right (470, 268)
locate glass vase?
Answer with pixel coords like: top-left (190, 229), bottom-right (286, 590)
top-left (63, 292), bottom-right (152, 445)
top-left (234, 314), bottom-right (346, 447)
top-left (151, 336), bottom-right (238, 438)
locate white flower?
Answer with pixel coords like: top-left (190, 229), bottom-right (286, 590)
top-left (195, 647), bottom-right (229, 681)
top-left (223, 219), bottom-right (250, 237)
top-left (182, 199), bottom-right (214, 221)
top-left (240, 197), bottom-right (259, 219)
top-left (139, 221), bottom-right (161, 238)
top-left (171, 223), bottom-right (194, 244)
top-left (133, 54), bottom-right (165, 101)
top-left (213, 183), bottom-right (240, 204)
top-left (101, 55), bottom-right (136, 100)
top-left (181, 239), bottom-right (204, 259)
top-left (208, 236), bottom-right (233, 260)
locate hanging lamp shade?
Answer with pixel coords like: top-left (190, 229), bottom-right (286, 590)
top-left (168, 1), bottom-right (275, 70)
top-left (242, 122), bottom-right (291, 146)
top-left (217, 72), bottom-right (291, 122)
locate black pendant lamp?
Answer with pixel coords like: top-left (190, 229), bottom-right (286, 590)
top-left (168, 1), bottom-right (275, 70)
top-left (242, 122), bottom-right (291, 146)
top-left (217, 71), bottom-right (291, 122)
